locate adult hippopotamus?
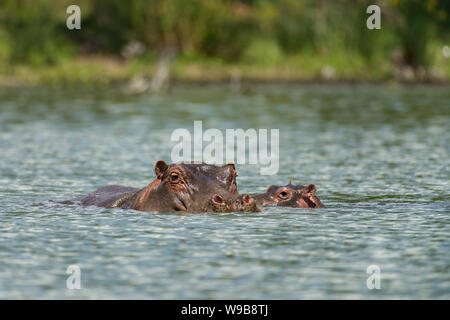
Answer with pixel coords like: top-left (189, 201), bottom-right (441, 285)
top-left (63, 160), bottom-right (260, 213)
top-left (253, 183), bottom-right (324, 208)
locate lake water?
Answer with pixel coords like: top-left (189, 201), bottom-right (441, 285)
top-left (0, 84), bottom-right (448, 299)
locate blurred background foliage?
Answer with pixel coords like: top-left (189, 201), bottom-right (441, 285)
top-left (0, 0), bottom-right (449, 84)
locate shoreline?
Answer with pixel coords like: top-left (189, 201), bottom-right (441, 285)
top-left (1, 56), bottom-right (449, 88)
top-left (2, 77), bottom-right (449, 89)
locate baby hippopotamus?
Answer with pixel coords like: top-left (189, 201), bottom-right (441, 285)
top-left (64, 160), bottom-right (260, 213)
top-left (253, 183), bottom-right (324, 208)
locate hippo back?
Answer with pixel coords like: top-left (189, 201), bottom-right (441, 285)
top-left (72, 185), bottom-right (140, 208)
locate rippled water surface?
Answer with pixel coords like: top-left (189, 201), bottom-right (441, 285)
top-left (0, 84), bottom-right (449, 299)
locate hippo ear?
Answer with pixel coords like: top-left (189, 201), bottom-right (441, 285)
top-left (154, 160), bottom-right (168, 179)
top-left (221, 163), bottom-right (237, 178)
top-left (224, 162), bottom-right (235, 170)
top-left (222, 163), bottom-right (237, 176)
top-left (219, 163), bottom-right (238, 193)
top-left (306, 184), bottom-right (316, 195)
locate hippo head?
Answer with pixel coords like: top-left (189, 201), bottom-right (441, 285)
top-left (134, 160), bottom-right (259, 212)
top-left (211, 193), bottom-right (259, 213)
top-left (254, 183), bottom-right (324, 208)
top-left (180, 162), bottom-right (238, 196)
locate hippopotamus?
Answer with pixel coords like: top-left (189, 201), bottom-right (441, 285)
top-left (253, 183), bottom-right (324, 208)
top-left (63, 160), bottom-right (260, 213)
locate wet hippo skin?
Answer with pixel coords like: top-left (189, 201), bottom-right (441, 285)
top-left (63, 160), bottom-right (260, 213)
top-left (253, 183), bottom-right (324, 208)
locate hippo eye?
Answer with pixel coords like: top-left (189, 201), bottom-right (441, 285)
top-left (170, 173), bottom-right (180, 183)
top-left (278, 191), bottom-right (289, 199)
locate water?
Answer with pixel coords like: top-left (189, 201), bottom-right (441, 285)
top-left (0, 84), bottom-right (448, 299)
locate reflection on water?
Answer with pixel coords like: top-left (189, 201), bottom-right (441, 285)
top-left (0, 84), bottom-right (449, 299)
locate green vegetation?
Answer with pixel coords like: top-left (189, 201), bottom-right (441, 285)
top-left (0, 0), bottom-right (449, 85)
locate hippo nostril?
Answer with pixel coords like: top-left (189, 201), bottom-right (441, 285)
top-left (173, 197), bottom-right (187, 211)
top-left (212, 194), bottom-right (224, 205)
top-left (242, 194), bottom-right (252, 204)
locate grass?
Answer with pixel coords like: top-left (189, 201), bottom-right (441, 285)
top-left (0, 49), bottom-right (449, 87)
